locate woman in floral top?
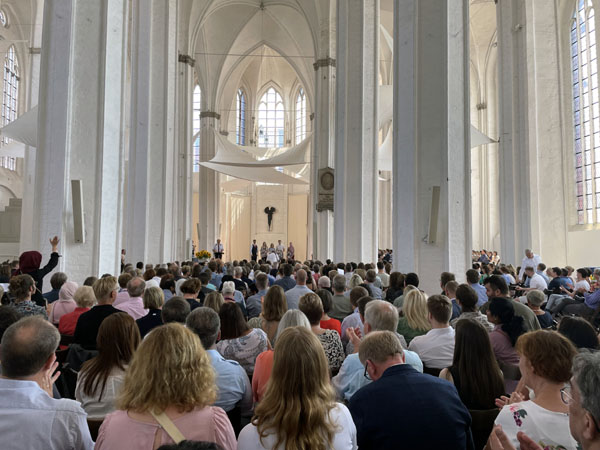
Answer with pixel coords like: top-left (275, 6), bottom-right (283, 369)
top-left (493, 330), bottom-right (578, 450)
top-left (8, 274), bottom-right (48, 319)
top-left (299, 292), bottom-right (345, 375)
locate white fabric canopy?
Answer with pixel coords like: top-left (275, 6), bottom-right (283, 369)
top-left (200, 160), bottom-right (307, 184)
top-left (211, 130), bottom-right (311, 167)
top-left (470, 125), bottom-right (498, 147)
top-left (379, 85), bottom-right (393, 128)
top-left (0, 106), bottom-right (38, 147)
top-left (0, 141), bottom-right (27, 158)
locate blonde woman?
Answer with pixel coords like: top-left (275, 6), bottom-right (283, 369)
top-left (204, 291), bottom-right (225, 314)
top-left (347, 273), bottom-right (363, 293)
top-left (396, 288), bottom-right (430, 345)
top-left (238, 327), bottom-right (357, 450)
top-left (59, 286), bottom-right (95, 336)
top-left (95, 323), bottom-right (236, 450)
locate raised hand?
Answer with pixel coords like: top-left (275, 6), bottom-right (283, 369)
top-left (49, 236), bottom-right (60, 251)
top-left (39, 360), bottom-right (61, 397)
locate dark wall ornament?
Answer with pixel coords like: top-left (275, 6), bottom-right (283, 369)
top-left (264, 206), bottom-right (276, 231)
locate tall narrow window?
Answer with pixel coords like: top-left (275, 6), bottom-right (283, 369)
top-left (571, 0), bottom-right (599, 224)
top-left (236, 89), bottom-right (246, 145)
top-left (257, 87), bottom-right (284, 148)
top-left (295, 87), bottom-right (306, 144)
top-left (1, 45), bottom-right (18, 171)
top-left (193, 84), bottom-right (201, 172)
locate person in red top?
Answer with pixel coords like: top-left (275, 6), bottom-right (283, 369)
top-left (59, 286), bottom-right (95, 336)
top-left (318, 290), bottom-right (342, 337)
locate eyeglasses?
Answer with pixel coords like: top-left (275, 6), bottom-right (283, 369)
top-left (363, 360), bottom-right (371, 381)
top-left (560, 385), bottom-right (573, 405)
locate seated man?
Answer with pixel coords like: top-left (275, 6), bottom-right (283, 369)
top-left (284, 269), bottom-right (311, 310)
top-left (340, 286), bottom-right (369, 344)
top-left (408, 295), bottom-right (455, 370)
top-left (161, 296), bottom-right (190, 324)
top-left (349, 331), bottom-right (472, 450)
top-left (364, 270), bottom-right (383, 300)
top-left (246, 273), bottom-right (268, 319)
top-left (0, 316), bottom-right (94, 449)
top-left (333, 300), bottom-right (422, 402)
top-left (43, 272), bottom-right (67, 304)
top-left (115, 277), bottom-right (147, 320)
top-left (74, 276), bottom-right (120, 350)
top-left (272, 263), bottom-right (296, 292)
top-left (330, 274), bottom-right (354, 321)
top-left (186, 307), bottom-right (252, 417)
top-left (451, 284), bottom-right (494, 332)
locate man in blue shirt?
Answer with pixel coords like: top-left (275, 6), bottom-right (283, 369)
top-left (0, 316), bottom-right (94, 449)
top-left (185, 307), bottom-right (252, 417)
top-left (466, 268), bottom-right (488, 307)
top-left (273, 263), bottom-right (296, 292)
top-left (246, 273), bottom-right (268, 318)
top-left (349, 331), bottom-right (473, 450)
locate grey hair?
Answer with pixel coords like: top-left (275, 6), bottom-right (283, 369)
top-left (573, 351), bottom-right (600, 423)
top-left (186, 307), bottom-right (220, 349)
top-left (274, 310), bottom-right (311, 343)
top-left (222, 281), bottom-right (235, 294)
top-left (365, 300), bottom-right (399, 331)
top-left (526, 290), bottom-right (545, 307)
top-left (127, 277), bottom-right (146, 298)
top-left (332, 275), bottom-right (346, 293)
top-left (0, 316), bottom-right (60, 377)
top-left (234, 266), bottom-right (243, 277)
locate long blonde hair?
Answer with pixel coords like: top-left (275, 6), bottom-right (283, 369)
top-left (403, 289), bottom-right (431, 332)
top-left (253, 327), bottom-right (338, 450)
top-left (117, 323), bottom-right (216, 413)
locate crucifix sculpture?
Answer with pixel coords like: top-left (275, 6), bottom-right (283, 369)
top-left (264, 206), bottom-right (276, 231)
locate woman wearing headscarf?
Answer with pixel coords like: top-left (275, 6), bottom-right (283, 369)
top-left (18, 236), bottom-right (60, 306)
top-left (49, 280), bottom-right (79, 325)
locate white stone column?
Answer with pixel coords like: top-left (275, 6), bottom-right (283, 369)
top-left (125, 0), bottom-right (178, 265)
top-left (34, 0), bottom-right (128, 282)
top-left (198, 111), bottom-right (220, 253)
top-left (311, 57), bottom-right (335, 261)
top-left (392, 0), bottom-right (471, 293)
top-left (334, 0), bottom-right (379, 263)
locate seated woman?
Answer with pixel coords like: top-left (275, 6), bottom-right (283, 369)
top-left (486, 298), bottom-right (525, 366)
top-left (247, 284), bottom-right (287, 346)
top-left (385, 272), bottom-right (405, 303)
top-left (558, 316), bottom-right (600, 350)
top-left (16, 236), bottom-right (60, 306)
top-left (49, 281), bottom-right (78, 325)
top-left (76, 312), bottom-right (140, 419)
top-left (96, 323), bottom-right (236, 449)
top-left (216, 302), bottom-right (269, 377)
top-left (440, 319), bottom-right (504, 410)
top-left (8, 274), bottom-right (48, 318)
top-left (298, 292), bottom-right (345, 375)
top-left (136, 286), bottom-right (164, 338)
top-left (525, 290), bottom-right (553, 329)
top-left (318, 289), bottom-right (342, 336)
top-left (492, 330), bottom-right (577, 450)
top-left (396, 288), bottom-right (430, 345)
top-left (238, 327), bottom-right (357, 449)
top-left (203, 291), bottom-right (224, 314)
top-left (252, 310), bottom-right (311, 402)
top-left (59, 286), bottom-right (95, 336)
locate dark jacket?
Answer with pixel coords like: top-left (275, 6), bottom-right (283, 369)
top-left (349, 364), bottom-right (474, 450)
top-left (73, 304), bottom-right (120, 350)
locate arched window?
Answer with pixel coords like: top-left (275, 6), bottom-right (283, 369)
top-left (236, 89), bottom-right (246, 145)
top-left (257, 87), bottom-right (284, 148)
top-left (571, 0), bottom-right (599, 224)
top-left (193, 84), bottom-right (201, 172)
top-left (1, 45), bottom-right (18, 171)
top-left (295, 87), bottom-right (306, 144)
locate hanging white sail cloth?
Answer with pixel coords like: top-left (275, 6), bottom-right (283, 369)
top-left (379, 85), bottom-right (393, 128)
top-left (0, 106), bottom-right (38, 147)
top-left (210, 129), bottom-right (311, 167)
top-left (199, 160), bottom-right (308, 184)
top-left (470, 125), bottom-right (498, 147)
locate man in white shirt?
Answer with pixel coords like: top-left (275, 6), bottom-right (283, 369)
top-left (275, 240), bottom-right (285, 260)
top-left (285, 269), bottom-right (312, 309)
top-left (376, 262), bottom-right (390, 288)
top-left (408, 295), bottom-right (455, 370)
top-left (516, 266), bottom-right (548, 295)
top-left (518, 249), bottom-right (541, 283)
top-left (213, 239), bottom-right (224, 259)
top-left (0, 317), bottom-right (94, 449)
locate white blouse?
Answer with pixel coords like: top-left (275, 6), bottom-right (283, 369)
top-left (75, 368), bottom-right (126, 419)
top-left (237, 403), bottom-right (357, 450)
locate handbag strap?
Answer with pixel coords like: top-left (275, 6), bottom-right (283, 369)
top-left (150, 410), bottom-right (186, 444)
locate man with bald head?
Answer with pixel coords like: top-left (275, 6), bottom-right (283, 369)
top-left (115, 277), bottom-right (147, 320)
top-left (0, 317), bottom-right (94, 449)
top-left (284, 269), bottom-right (312, 310)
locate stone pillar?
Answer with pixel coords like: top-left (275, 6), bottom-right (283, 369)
top-left (496, 0), bottom-right (532, 266)
top-left (311, 57), bottom-right (336, 261)
top-left (334, 0), bottom-right (379, 263)
top-left (198, 111), bottom-right (220, 253)
top-left (125, 0), bottom-right (178, 265)
top-left (33, 0), bottom-right (128, 282)
top-left (392, 0), bottom-right (471, 293)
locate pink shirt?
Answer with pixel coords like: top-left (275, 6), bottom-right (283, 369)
top-left (96, 407), bottom-right (236, 450)
top-left (489, 325), bottom-right (520, 365)
top-left (115, 297), bottom-right (148, 320)
top-left (49, 299), bottom-right (77, 325)
top-left (113, 290), bottom-right (130, 307)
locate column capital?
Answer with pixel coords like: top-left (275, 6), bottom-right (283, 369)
top-left (178, 53), bottom-right (195, 67)
top-left (313, 57), bottom-right (336, 71)
top-left (200, 111), bottom-right (221, 120)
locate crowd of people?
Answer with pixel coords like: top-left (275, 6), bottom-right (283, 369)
top-left (0, 241), bottom-right (599, 450)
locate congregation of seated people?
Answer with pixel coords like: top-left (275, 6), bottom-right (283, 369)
top-left (0, 241), bottom-right (599, 449)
